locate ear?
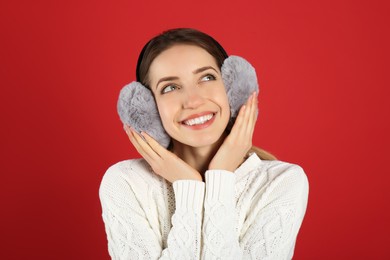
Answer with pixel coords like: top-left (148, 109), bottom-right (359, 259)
top-left (117, 81), bottom-right (171, 148)
top-left (222, 56), bottom-right (259, 129)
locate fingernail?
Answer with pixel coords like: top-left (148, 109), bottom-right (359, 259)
top-left (140, 131), bottom-right (148, 141)
top-left (123, 125), bottom-right (130, 134)
top-left (253, 92), bottom-right (258, 102)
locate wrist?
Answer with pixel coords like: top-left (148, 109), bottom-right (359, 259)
top-left (171, 170), bottom-right (203, 182)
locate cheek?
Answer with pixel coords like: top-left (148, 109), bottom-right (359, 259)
top-left (156, 99), bottom-right (175, 128)
top-left (221, 97), bottom-right (231, 120)
top-left (212, 88), bottom-right (231, 118)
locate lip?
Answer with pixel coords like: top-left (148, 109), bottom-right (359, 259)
top-left (180, 111), bottom-right (216, 130)
top-left (181, 111), bottom-right (215, 121)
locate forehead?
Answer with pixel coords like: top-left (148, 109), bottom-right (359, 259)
top-left (149, 44), bottom-right (219, 78)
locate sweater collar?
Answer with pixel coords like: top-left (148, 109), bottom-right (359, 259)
top-left (234, 152), bottom-right (263, 180)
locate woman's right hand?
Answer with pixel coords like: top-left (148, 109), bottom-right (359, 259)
top-left (124, 126), bottom-right (203, 183)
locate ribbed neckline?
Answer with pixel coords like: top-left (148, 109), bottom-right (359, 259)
top-left (234, 153), bottom-right (263, 181)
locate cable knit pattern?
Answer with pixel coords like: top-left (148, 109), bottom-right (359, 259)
top-left (202, 171), bottom-right (241, 259)
top-left (99, 154), bottom-right (309, 259)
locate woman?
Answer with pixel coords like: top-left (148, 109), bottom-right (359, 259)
top-left (99, 28), bottom-right (309, 259)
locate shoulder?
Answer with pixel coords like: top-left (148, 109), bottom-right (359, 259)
top-left (261, 159), bottom-right (308, 187)
top-left (239, 153), bottom-right (308, 187)
top-left (258, 159), bottom-right (309, 211)
top-left (101, 158), bottom-right (149, 185)
top-left (99, 158), bottom-right (162, 203)
top-left (237, 154), bottom-right (309, 205)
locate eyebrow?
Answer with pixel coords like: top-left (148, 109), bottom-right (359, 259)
top-left (155, 66), bottom-right (219, 90)
top-left (193, 66), bottom-right (218, 74)
top-left (155, 76), bottom-right (179, 90)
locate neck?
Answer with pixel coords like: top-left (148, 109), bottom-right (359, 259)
top-left (171, 132), bottom-right (226, 175)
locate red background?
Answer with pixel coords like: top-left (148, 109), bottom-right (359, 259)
top-left (1, 0), bottom-right (389, 259)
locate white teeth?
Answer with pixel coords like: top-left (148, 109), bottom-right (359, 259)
top-left (183, 114), bottom-right (213, 126)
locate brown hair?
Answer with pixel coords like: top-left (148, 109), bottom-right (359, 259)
top-left (136, 28), bottom-right (276, 160)
top-left (136, 28), bottom-right (228, 87)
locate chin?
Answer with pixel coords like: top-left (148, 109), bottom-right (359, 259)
top-left (177, 132), bottom-right (226, 149)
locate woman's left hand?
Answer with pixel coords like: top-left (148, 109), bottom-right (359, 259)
top-left (209, 92), bottom-right (258, 172)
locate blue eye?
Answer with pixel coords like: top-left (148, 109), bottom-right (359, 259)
top-left (161, 85), bottom-right (177, 94)
top-left (201, 74), bottom-right (216, 82)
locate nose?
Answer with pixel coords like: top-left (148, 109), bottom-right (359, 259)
top-left (182, 87), bottom-right (205, 109)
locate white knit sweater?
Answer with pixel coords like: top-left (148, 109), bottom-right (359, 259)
top-left (99, 153), bottom-right (309, 259)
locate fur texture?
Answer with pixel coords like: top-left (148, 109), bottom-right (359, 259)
top-left (117, 82), bottom-right (170, 148)
top-left (117, 56), bottom-right (259, 148)
top-left (222, 55), bottom-right (259, 129)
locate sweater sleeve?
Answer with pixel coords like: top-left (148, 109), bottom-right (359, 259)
top-left (201, 170), bottom-right (242, 259)
top-left (99, 164), bottom-right (205, 260)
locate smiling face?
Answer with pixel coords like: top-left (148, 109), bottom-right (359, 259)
top-left (148, 44), bottom-right (230, 148)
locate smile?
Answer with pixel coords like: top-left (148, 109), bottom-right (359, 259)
top-left (182, 113), bottom-right (215, 126)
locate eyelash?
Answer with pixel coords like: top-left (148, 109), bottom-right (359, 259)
top-left (200, 73), bottom-right (216, 82)
top-left (160, 73), bottom-right (217, 94)
top-left (161, 84), bottom-right (178, 94)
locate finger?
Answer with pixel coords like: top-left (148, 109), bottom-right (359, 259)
top-left (131, 129), bottom-right (159, 157)
top-left (247, 92), bottom-right (257, 134)
top-left (251, 92), bottom-right (258, 121)
top-left (124, 125), bottom-right (139, 146)
top-left (124, 126), bottom-right (144, 155)
top-left (250, 94), bottom-right (259, 134)
top-left (140, 131), bottom-right (167, 159)
top-left (231, 104), bottom-right (246, 134)
top-left (232, 93), bottom-right (255, 145)
top-left (128, 127), bottom-right (159, 163)
top-left (240, 92), bottom-right (255, 135)
top-left (229, 92), bottom-right (256, 140)
top-left (250, 92), bottom-right (257, 128)
top-left (128, 129), bottom-right (152, 158)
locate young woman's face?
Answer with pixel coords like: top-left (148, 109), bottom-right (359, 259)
top-left (148, 44), bottom-right (230, 148)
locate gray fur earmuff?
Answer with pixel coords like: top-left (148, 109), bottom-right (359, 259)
top-left (117, 82), bottom-right (171, 148)
top-left (222, 55), bottom-right (259, 129)
top-left (117, 55), bottom-right (259, 148)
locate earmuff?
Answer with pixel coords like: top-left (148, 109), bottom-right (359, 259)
top-left (117, 55), bottom-right (259, 148)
